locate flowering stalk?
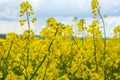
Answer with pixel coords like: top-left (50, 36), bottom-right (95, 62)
top-left (91, 0), bottom-right (107, 79)
top-left (19, 1), bottom-right (37, 80)
top-left (73, 17), bottom-right (78, 37)
top-left (26, 10), bottom-right (31, 35)
top-left (77, 19), bottom-right (86, 47)
top-left (30, 27), bottom-right (59, 80)
top-left (92, 27), bottom-right (98, 72)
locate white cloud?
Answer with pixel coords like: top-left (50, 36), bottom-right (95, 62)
top-left (0, 20), bottom-right (44, 35)
top-left (1, 16), bottom-right (120, 38)
top-left (0, 21), bottom-right (22, 34)
top-left (0, 0), bottom-right (9, 4)
top-left (0, 0), bottom-right (120, 37)
top-left (0, 0), bottom-right (120, 19)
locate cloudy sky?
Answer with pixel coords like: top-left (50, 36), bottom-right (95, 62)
top-left (0, 0), bottom-right (120, 37)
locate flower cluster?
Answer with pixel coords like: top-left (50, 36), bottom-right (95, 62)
top-left (91, 0), bottom-right (101, 18)
top-left (19, 1), bottom-right (37, 26)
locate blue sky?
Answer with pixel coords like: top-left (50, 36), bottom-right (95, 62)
top-left (0, 0), bottom-right (120, 37)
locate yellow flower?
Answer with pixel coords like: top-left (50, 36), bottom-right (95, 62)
top-left (32, 18), bottom-right (37, 23)
top-left (0, 72), bottom-right (2, 78)
top-left (28, 11), bottom-right (35, 16)
top-left (91, 0), bottom-right (100, 18)
top-left (19, 1), bottom-right (33, 17)
top-left (103, 14), bottom-right (107, 18)
top-left (20, 2), bottom-right (25, 9)
top-left (77, 19), bottom-right (86, 34)
top-left (19, 10), bottom-right (25, 16)
top-left (19, 20), bottom-right (26, 26)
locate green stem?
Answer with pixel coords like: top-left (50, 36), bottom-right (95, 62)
top-left (26, 10), bottom-right (30, 31)
top-left (30, 54), bottom-right (47, 80)
top-left (98, 13), bottom-right (106, 60)
top-left (98, 13), bottom-right (107, 80)
top-left (6, 41), bottom-right (13, 60)
top-left (42, 59), bottom-right (50, 80)
top-left (25, 10), bottom-right (31, 80)
top-left (72, 36), bottom-right (80, 50)
top-left (5, 41), bottom-right (13, 70)
top-left (73, 24), bottom-right (85, 77)
top-left (30, 27), bottom-right (59, 80)
top-left (93, 28), bottom-right (98, 72)
top-left (82, 26), bottom-right (84, 47)
top-left (119, 32), bottom-right (120, 53)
